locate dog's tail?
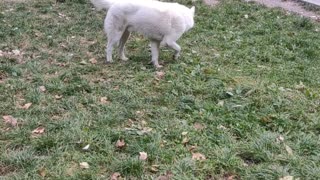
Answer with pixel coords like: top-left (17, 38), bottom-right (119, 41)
top-left (90, 0), bottom-right (117, 11)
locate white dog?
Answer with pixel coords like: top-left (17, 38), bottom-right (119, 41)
top-left (90, 0), bottom-right (195, 68)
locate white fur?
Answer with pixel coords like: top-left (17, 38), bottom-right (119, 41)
top-left (90, 0), bottom-right (195, 68)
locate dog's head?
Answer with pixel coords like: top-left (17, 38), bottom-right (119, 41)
top-left (185, 6), bottom-right (195, 31)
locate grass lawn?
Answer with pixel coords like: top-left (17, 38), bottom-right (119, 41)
top-left (1, 0), bottom-right (320, 179)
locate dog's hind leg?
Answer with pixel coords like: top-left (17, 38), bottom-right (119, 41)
top-left (162, 35), bottom-right (182, 60)
top-left (167, 41), bottom-right (181, 60)
top-left (106, 30), bottom-right (123, 63)
top-left (118, 29), bottom-right (130, 61)
top-left (150, 40), bottom-right (162, 68)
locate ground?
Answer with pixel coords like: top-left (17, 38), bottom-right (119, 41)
top-left (1, 0), bottom-right (320, 179)
top-left (204, 0), bottom-right (320, 20)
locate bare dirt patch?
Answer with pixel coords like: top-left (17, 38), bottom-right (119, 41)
top-left (2, 0), bottom-right (32, 2)
top-left (0, 164), bottom-right (17, 176)
top-left (203, 0), bottom-right (319, 20)
top-left (203, 0), bottom-right (220, 6)
top-left (248, 0), bottom-right (319, 20)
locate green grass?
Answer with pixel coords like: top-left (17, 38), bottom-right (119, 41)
top-left (1, 0), bottom-right (320, 179)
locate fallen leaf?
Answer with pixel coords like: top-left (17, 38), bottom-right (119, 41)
top-left (100, 97), bottom-right (110, 104)
top-left (20, 103), bottom-right (32, 110)
top-left (284, 144), bottom-right (293, 156)
top-left (224, 173), bottom-right (237, 180)
top-left (181, 131), bottom-right (188, 136)
top-left (182, 137), bottom-right (189, 145)
top-left (155, 71), bottom-right (165, 80)
top-left (39, 86), bottom-right (46, 92)
top-left (157, 175), bottom-right (169, 180)
top-left (111, 172), bottom-right (121, 180)
top-left (192, 152), bottom-right (206, 161)
top-left (82, 144), bottom-right (90, 150)
top-left (217, 125), bottom-right (227, 130)
top-left (150, 165), bottom-right (159, 172)
top-left (32, 127), bottom-right (45, 136)
top-left (295, 81), bottom-right (305, 91)
top-left (279, 176), bottom-right (294, 180)
top-left (226, 91), bottom-right (234, 97)
top-left (276, 135), bottom-right (284, 143)
top-left (139, 152), bottom-right (147, 161)
top-left (38, 167), bottom-right (46, 177)
top-left (188, 145), bottom-right (197, 152)
top-left (194, 122), bottom-right (205, 131)
top-left (79, 60), bottom-right (87, 65)
top-left (115, 139), bottom-right (126, 149)
top-left (217, 100), bottom-right (224, 107)
top-left (55, 95), bottom-right (63, 100)
top-left (135, 110), bottom-right (144, 116)
top-left (156, 171), bottom-right (173, 180)
top-left (66, 163), bottom-right (78, 176)
top-left (3, 115), bottom-right (18, 127)
top-left (79, 162), bottom-right (89, 169)
top-left (89, 58), bottom-right (97, 64)
top-left (12, 49), bottom-right (21, 56)
top-left (137, 127), bottom-right (153, 135)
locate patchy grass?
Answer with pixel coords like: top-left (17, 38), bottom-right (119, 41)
top-left (1, 0), bottom-right (320, 179)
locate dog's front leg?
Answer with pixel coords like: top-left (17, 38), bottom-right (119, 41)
top-left (106, 41), bottom-right (114, 63)
top-left (150, 40), bottom-right (162, 69)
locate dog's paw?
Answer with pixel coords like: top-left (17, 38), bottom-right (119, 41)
top-left (155, 64), bottom-right (163, 69)
top-left (121, 57), bottom-right (129, 61)
top-left (105, 60), bottom-right (113, 64)
top-left (173, 54), bottom-right (180, 60)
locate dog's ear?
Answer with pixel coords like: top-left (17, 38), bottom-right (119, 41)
top-left (190, 6), bottom-right (195, 15)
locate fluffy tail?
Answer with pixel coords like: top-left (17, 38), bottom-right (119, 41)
top-left (90, 0), bottom-right (117, 11)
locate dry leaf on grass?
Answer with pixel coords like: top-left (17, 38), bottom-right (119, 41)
top-left (182, 137), bottom-right (189, 145)
top-left (82, 144), bottom-right (90, 150)
top-left (295, 81), bottom-right (305, 91)
top-left (188, 145), bottom-right (197, 152)
top-left (38, 167), bottom-right (46, 177)
top-left (39, 86), bottom-right (46, 92)
top-left (217, 100), bottom-right (224, 107)
top-left (79, 162), bottom-right (89, 169)
top-left (279, 176), bottom-right (294, 180)
top-left (115, 139), bottom-right (126, 149)
top-left (139, 152), bottom-right (148, 161)
top-left (32, 127), bottom-right (45, 137)
top-left (155, 71), bottom-right (165, 80)
top-left (217, 125), bottom-right (227, 130)
top-left (3, 115), bottom-right (18, 127)
top-left (181, 131), bottom-right (188, 136)
top-left (194, 122), bottom-right (205, 131)
top-left (192, 152), bottom-right (206, 161)
top-left (89, 58), bottom-right (97, 64)
top-left (150, 165), bottom-right (159, 172)
top-left (111, 172), bottom-right (121, 180)
top-left (284, 144), bottom-right (293, 156)
top-left (20, 103), bottom-right (32, 110)
top-left (12, 49), bottom-right (21, 56)
top-left (156, 171), bottom-right (173, 180)
top-left (55, 95), bottom-right (63, 100)
top-left (224, 173), bottom-right (237, 180)
top-left (80, 60), bottom-right (87, 65)
top-left (276, 135), bottom-right (284, 143)
top-left (100, 97), bottom-right (110, 104)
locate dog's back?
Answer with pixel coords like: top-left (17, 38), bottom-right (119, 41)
top-left (106, 1), bottom-right (194, 41)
